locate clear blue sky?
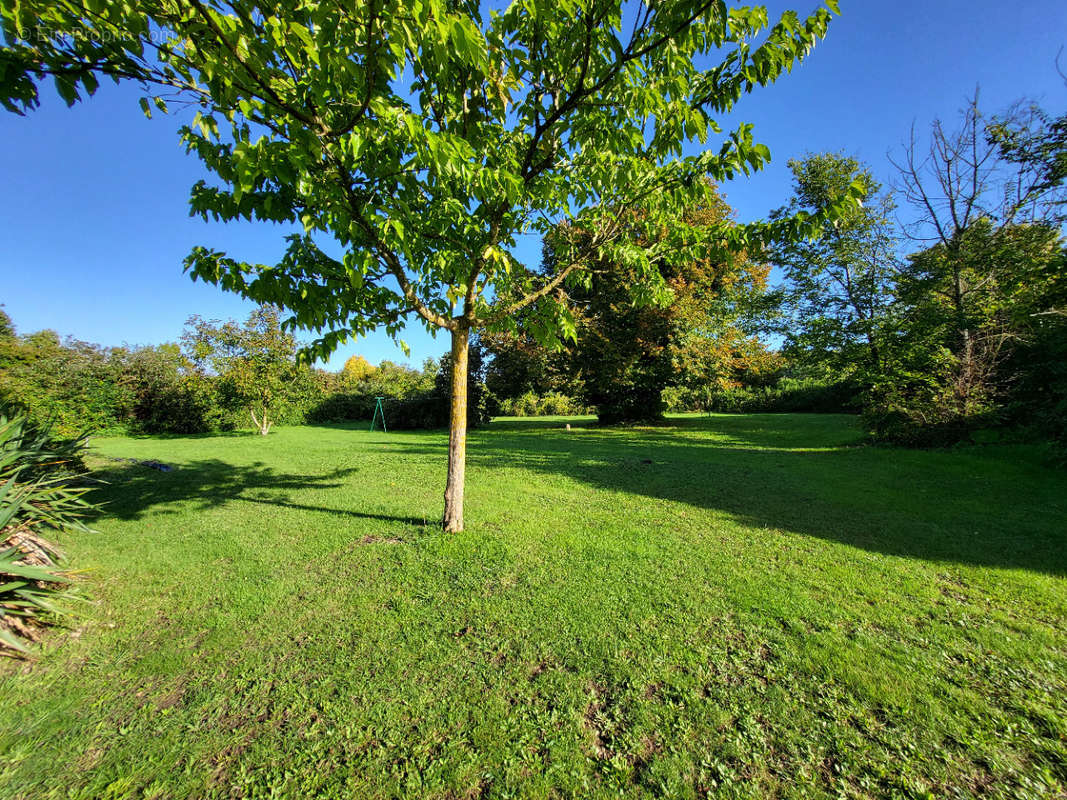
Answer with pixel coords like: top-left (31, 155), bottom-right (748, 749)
top-left (1, 0), bottom-right (1064, 369)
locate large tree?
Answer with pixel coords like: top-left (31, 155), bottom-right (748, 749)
top-left (897, 220), bottom-right (1064, 408)
top-left (889, 92), bottom-right (1067, 420)
top-left (527, 184), bottom-right (776, 423)
top-left (770, 153), bottom-right (898, 382)
top-left (1, 0), bottom-right (855, 530)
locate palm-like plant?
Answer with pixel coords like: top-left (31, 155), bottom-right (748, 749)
top-left (0, 409), bottom-right (95, 655)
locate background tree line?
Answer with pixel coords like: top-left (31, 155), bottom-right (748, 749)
top-left (772, 91), bottom-right (1066, 446)
top-left (482, 90), bottom-right (1067, 452)
top-left (0, 305), bottom-right (491, 437)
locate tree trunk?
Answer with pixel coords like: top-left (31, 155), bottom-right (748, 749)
top-left (443, 326), bottom-right (469, 533)
top-left (957, 327), bottom-right (975, 416)
top-left (250, 407), bottom-right (271, 435)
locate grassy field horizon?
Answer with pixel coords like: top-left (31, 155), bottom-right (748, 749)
top-left (1, 414), bottom-right (1064, 798)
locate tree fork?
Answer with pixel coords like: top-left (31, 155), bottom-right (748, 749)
top-left (443, 324), bottom-right (469, 533)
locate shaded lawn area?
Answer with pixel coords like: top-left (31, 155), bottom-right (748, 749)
top-left (0, 413), bottom-right (1065, 799)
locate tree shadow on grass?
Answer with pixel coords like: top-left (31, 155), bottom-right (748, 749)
top-left (86, 415), bottom-right (1067, 575)
top-left (94, 429), bottom-right (254, 442)
top-left (465, 414), bottom-right (1067, 576)
top-left (87, 459), bottom-right (432, 527)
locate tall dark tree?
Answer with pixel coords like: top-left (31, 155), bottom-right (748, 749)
top-left (502, 185), bottom-right (776, 423)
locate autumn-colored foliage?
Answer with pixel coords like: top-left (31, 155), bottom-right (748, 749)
top-left (341, 355), bottom-right (377, 383)
top-left (486, 184), bottom-right (781, 422)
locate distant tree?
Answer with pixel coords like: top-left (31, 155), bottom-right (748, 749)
top-left (364, 360), bottom-right (436, 399)
top-left (888, 220), bottom-right (1066, 428)
top-left (1, 0), bottom-right (852, 530)
top-left (667, 214), bottom-right (782, 407)
top-left (888, 92), bottom-right (1067, 426)
top-left (341, 355), bottom-right (377, 384)
top-left (182, 305), bottom-right (300, 435)
top-left (770, 153), bottom-right (898, 383)
top-left (502, 184), bottom-right (778, 423)
top-left (668, 324), bottom-right (784, 409)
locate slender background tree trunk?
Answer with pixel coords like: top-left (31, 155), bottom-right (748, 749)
top-left (443, 326), bottom-right (469, 532)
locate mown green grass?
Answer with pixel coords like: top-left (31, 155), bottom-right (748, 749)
top-left (1, 414), bottom-right (1065, 799)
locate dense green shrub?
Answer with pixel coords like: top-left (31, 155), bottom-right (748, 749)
top-left (706, 378), bottom-right (862, 414)
top-left (305, 392), bottom-right (378, 425)
top-left (496, 391), bottom-right (589, 417)
top-left (116, 345), bottom-right (225, 434)
top-left (662, 385), bottom-right (717, 413)
top-left (0, 310), bottom-right (489, 435)
top-left (0, 326), bottom-right (130, 437)
top-left (860, 407), bottom-right (982, 448)
top-left (499, 391), bottom-right (539, 417)
top-left (308, 391), bottom-right (479, 430)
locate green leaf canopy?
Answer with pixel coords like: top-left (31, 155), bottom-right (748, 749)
top-left (1, 0), bottom-right (854, 356)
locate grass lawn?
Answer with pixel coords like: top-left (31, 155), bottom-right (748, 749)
top-left (1, 413), bottom-right (1065, 799)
